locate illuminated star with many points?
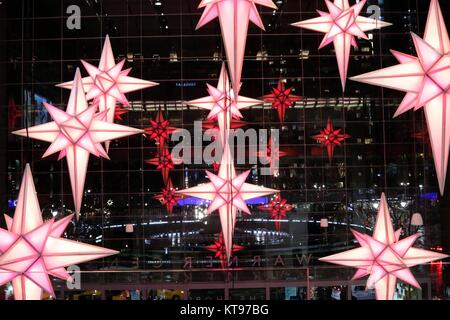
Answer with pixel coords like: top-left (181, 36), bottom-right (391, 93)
top-left (351, 0), bottom-right (450, 195)
top-left (206, 232), bottom-right (245, 269)
top-left (13, 69), bottom-right (143, 218)
top-left (58, 35), bottom-right (158, 152)
top-left (292, 0), bottom-right (391, 91)
top-left (154, 179), bottom-right (183, 215)
top-left (186, 63), bottom-right (262, 145)
top-left (312, 118), bottom-right (350, 162)
top-left (0, 164), bottom-right (117, 300)
top-left (177, 142), bottom-right (278, 259)
top-left (320, 193), bottom-right (448, 300)
top-left (257, 194), bottom-right (293, 231)
top-left (262, 81), bottom-right (302, 122)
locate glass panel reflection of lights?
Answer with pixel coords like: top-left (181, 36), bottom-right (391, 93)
top-left (1, 0), bottom-right (449, 301)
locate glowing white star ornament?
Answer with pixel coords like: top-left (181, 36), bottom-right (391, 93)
top-left (320, 193), bottom-right (448, 300)
top-left (196, 0), bottom-right (277, 93)
top-left (57, 35), bottom-right (158, 152)
top-left (0, 164), bottom-right (118, 300)
top-left (13, 68), bottom-right (143, 218)
top-left (176, 142), bottom-right (278, 259)
top-left (186, 63), bottom-right (262, 145)
top-left (351, 0), bottom-right (450, 195)
top-left (292, 0), bottom-right (391, 91)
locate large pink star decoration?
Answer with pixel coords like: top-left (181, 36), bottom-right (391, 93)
top-left (8, 96), bottom-right (23, 131)
top-left (0, 164), bottom-right (118, 300)
top-left (257, 194), bottom-right (293, 231)
top-left (57, 35), bottom-right (159, 152)
top-left (312, 118), bottom-right (350, 162)
top-left (144, 111), bottom-right (178, 148)
top-left (320, 193), bottom-right (448, 300)
top-left (206, 232), bottom-right (245, 269)
top-left (154, 179), bottom-right (183, 215)
top-left (292, 0), bottom-right (391, 91)
top-left (13, 69), bottom-right (144, 219)
top-left (145, 146), bottom-right (182, 184)
top-left (262, 81), bottom-right (302, 122)
top-left (187, 63), bottom-right (262, 145)
top-left (196, 0), bottom-right (277, 93)
top-left (351, 0), bottom-right (450, 195)
top-left (177, 143), bottom-right (279, 259)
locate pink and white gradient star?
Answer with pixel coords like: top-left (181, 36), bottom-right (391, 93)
top-left (13, 68), bottom-right (143, 218)
top-left (186, 63), bottom-right (262, 145)
top-left (57, 35), bottom-right (158, 152)
top-left (176, 142), bottom-right (278, 259)
top-left (0, 164), bottom-right (117, 300)
top-left (320, 193), bottom-right (448, 300)
top-left (196, 0), bottom-right (277, 93)
top-left (351, 0), bottom-right (450, 195)
top-left (292, 0), bottom-right (391, 91)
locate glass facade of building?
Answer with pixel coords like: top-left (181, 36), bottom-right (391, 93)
top-left (0, 0), bottom-right (449, 300)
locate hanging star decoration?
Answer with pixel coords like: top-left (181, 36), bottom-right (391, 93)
top-left (262, 81), bottom-right (302, 122)
top-left (186, 63), bottom-right (262, 145)
top-left (351, 0), bottom-right (450, 195)
top-left (144, 111), bottom-right (178, 148)
top-left (0, 164), bottom-right (118, 300)
top-left (292, 0), bottom-right (391, 91)
top-left (154, 179), bottom-right (182, 215)
top-left (13, 69), bottom-right (143, 219)
top-left (255, 135), bottom-right (288, 175)
top-left (196, 0), bottom-right (277, 92)
top-left (145, 146), bottom-right (182, 184)
top-left (177, 142), bottom-right (279, 259)
top-left (257, 194), bottom-right (293, 231)
top-left (57, 35), bottom-right (158, 152)
top-left (312, 118), bottom-right (350, 162)
top-left (114, 105), bottom-right (129, 121)
top-left (320, 193), bottom-right (448, 300)
top-left (8, 96), bottom-right (23, 131)
top-left (206, 232), bottom-right (245, 269)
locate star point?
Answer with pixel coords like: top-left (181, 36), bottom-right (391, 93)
top-left (196, 0), bottom-right (277, 92)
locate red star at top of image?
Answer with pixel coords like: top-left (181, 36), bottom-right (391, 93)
top-left (146, 146), bottom-right (182, 184)
top-left (114, 105), bottom-right (129, 121)
top-left (154, 179), bottom-right (183, 215)
top-left (263, 81), bottom-right (302, 122)
top-left (312, 118), bottom-right (350, 162)
top-left (145, 111), bottom-right (178, 148)
top-left (258, 194), bottom-right (293, 231)
top-left (206, 232), bottom-right (245, 269)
